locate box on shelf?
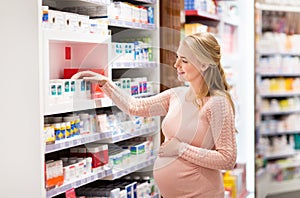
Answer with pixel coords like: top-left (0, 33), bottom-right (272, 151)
top-left (64, 68), bottom-right (105, 99)
top-left (63, 68), bottom-right (105, 79)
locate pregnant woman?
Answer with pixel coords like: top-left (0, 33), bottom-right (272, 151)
top-left (72, 32), bottom-right (237, 198)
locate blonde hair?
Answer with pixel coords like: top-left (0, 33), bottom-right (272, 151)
top-left (184, 32), bottom-right (235, 114)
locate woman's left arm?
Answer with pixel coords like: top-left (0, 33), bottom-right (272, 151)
top-left (179, 96), bottom-right (237, 170)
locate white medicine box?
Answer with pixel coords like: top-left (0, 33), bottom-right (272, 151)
top-left (47, 10), bottom-right (65, 30)
top-left (64, 12), bottom-right (78, 31)
top-left (123, 43), bottom-right (134, 61)
top-left (112, 42), bottom-right (124, 61)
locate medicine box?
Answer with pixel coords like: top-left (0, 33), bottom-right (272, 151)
top-left (63, 68), bottom-right (105, 79)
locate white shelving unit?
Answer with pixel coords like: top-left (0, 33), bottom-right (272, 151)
top-left (261, 130), bottom-right (300, 137)
top-left (46, 155), bottom-right (157, 197)
top-left (260, 92), bottom-right (300, 97)
top-left (257, 168), bottom-right (300, 197)
top-left (46, 168), bottom-right (111, 197)
top-left (45, 125), bottom-right (158, 153)
top-left (102, 156), bottom-right (156, 180)
top-left (255, 1), bottom-right (300, 197)
top-left (111, 61), bottom-right (158, 69)
top-left (4, 0), bottom-right (161, 197)
top-left (109, 18), bottom-right (156, 30)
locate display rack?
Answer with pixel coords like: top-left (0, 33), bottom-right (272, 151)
top-left (111, 61), bottom-right (158, 69)
top-left (46, 156), bottom-right (157, 197)
top-left (40, 0), bottom-right (160, 197)
top-left (45, 125), bottom-right (158, 153)
top-left (257, 168), bottom-right (300, 197)
top-left (185, 9), bottom-right (220, 21)
top-left (46, 168), bottom-right (110, 198)
top-left (102, 156), bottom-right (156, 180)
top-left (109, 18), bottom-right (156, 30)
top-left (255, 1), bottom-right (300, 197)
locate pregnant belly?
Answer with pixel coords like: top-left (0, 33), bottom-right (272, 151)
top-left (153, 156), bottom-right (224, 198)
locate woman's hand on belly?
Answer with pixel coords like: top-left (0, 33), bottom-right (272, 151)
top-left (159, 138), bottom-right (187, 157)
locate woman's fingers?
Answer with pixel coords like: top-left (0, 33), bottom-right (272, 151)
top-left (71, 72), bottom-right (82, 80)
top-left (83, 76), bottom-right (99, 83)
top-left (71, 70), bottom-right (98, 79)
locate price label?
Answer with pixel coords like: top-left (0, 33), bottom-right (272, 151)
top-left (90, 175), bottom-right (94, 181)
top-left (116, 171), bottom-right (122, 178)
top-left (73, 139), bottom-right (78, 145)
top-left (80, 138), bottom-right (84, 144)
top-left (98, 172), bottom-right (104, 178)
top-left (49, 188), bottom-right (57, 197)
top-left (75, 180), bottom-right (81, 187)
top-left (61, 185), bottom-right (70, 192)
top-left (124, 21), bottom-right (131, 27)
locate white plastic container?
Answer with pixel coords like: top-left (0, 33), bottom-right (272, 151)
top-left (85, 157), bottom-right (93, 174)
top-left (79, 113), bottom-right (90, 134)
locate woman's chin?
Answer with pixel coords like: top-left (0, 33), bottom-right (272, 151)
top-left (177, 75), bottom-right (187, 82)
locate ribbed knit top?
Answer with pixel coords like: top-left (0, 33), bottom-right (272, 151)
top-left (102, 81), bottom-right (237, 197)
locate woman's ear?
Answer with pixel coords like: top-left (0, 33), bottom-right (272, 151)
top-left (200, 63), bottom-right (209, 71)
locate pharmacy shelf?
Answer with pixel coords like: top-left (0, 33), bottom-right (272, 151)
top-left (45, 125), bottom-right (158, 153)
top-left (45, 131), bottom-right (111, 154)
top-left (185, 10), bottom-right (220, 21)
top-left (276, 160), bottom-right (300, 169)
top-left (259, 92), bottom-right (300, 98)
top-left (112, 61), bottom-right (158, 69)
top-left (109, 19), bottom-right (156, 30)
top-left (260, 108), bottom-right (300, 116)
top-left (260, 130), bottom-right (300, 137)
top-left (102, 156), bottom-right (156, 180)
top-left (42, 29), bottom-right (111, 44)
top-left (46, 168), bottom-right (112, 198)
top-left (255, 2), bottom-right (300, 13)
top-left (45, 156), bottom-right (157, 197)
top-left (257, 170), bottom-right (300, 196)
top-left (264, 150), bottom-right (296, 160)
top-left (267, 178), bottom-right (300, 195)
top-left (99, 125), bottom-right (158, 143)
top-left (257, 72), bottom-right (300, 77)
top-left (133, 0), bottom-right (156, 4)
top-left (44, 0), bottom-right (109, 9)
top-left (44, 97), bottom-right (112, 116)
top-left (256, 51), bottom-right (300, 56)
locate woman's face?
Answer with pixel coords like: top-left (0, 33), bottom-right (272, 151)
top-left (174, 54), bottom-right (202, 83)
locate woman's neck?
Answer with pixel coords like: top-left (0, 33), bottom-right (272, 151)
top-left (189, 78), bottom-right (206, 96)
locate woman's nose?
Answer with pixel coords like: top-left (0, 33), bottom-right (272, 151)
top-left (174, 59), bottom-right (180, 68)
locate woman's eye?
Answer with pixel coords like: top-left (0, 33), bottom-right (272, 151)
top-left (182, 60), bottom-right (188, 63)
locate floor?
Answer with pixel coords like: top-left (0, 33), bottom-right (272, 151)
top-left (266, 190), bottom-right (300, 198)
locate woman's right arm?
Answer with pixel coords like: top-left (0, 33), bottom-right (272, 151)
top-left (101, 80), bottom-right (171, 117)
top-left (72, 70), bottom-right (171, 117)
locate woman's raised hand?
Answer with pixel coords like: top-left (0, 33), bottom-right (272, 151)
top-left (71, 70), bottom-right (108, 86)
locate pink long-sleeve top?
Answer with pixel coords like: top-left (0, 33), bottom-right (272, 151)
top-left (102, 81), bottom-right (237, 198)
